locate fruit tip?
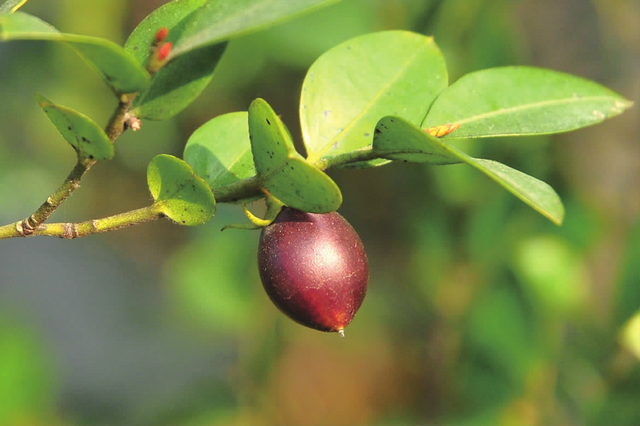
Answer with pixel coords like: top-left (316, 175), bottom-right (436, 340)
top-left (338, 329), bottom-right (345, 337)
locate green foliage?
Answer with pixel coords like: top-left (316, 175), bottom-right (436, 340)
top-left (0, 12), bottom-right (149, 95)
top-left (34, 93), bottom-right (114, 161)
top-left (147, 154), bottom-right (216, 226)
top-left (300, 30), bottom-right (447, 167)
top-left (169, 0), bottom-right (341, 58)
top-left (124, 0), bottom-right (227, 120)
top-left (248, 98), bottom-right (342, 213)
top-left (424, 66), bottom-right (633, 138)
top-left (372, 116), bottom-right (565, 224)
top-left (184, 112), bottom-right (256, 189)
top-left (181, 30), bottom-right (629, 223)
top-left (123, 0), bottom-right (339, 120)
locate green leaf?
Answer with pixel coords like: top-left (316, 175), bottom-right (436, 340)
top-left (35, 93), bottom-right (114, 161)
top-left (373, 116), bottom-right (564, 225)
top-left (249, 98), bottom-right (342, 213)
top-left (147, 154), bottom-right (216, 226)
top-left (0, 0), bottom-right (27, 15)
top-left (300, 30), bottom-right (448, 167)
top-left (423, 66), bottom-right (633, 138)
top-left (129, 42), bottom-right (226, 120)
top-left (0, 12), bottom-right (149, 95)
top-left (169, 0), bottom-right (341, 58)
top-left (125, 0), bottom-right (339, 120)
top-left (183, 111), bottom-right (256, 189)
top-left (124, 0), bottom-right (226, 120)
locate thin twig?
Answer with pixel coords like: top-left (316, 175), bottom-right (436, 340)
top-left (10, 94), bottom-right (137, 237)
top-left (1, 205), bottom-right (161, 239)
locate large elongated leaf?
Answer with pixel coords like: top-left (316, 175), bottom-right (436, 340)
top-left (147, 154), bottom-right (216, 226)
top-left (0, 12), bottom-right (149, 95)
top-left (373, 116), bottom-right (564, 224)
top-left (249, 98), bottom-right (342, 213)
top-left (170, 0), bottom-right (341, 58)
top-left (300, 30), bottom-right (447, 167)
top-left (423, 66), bottom-right (633, 138)
top-left (183, 111), bottom-right (256, 189)
top-left (35, 93), bottom-right (114, 161)
top-left (0, 0), bottom-right (27, 15)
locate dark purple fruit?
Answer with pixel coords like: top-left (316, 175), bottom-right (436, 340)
top-left (258, 207), bottom-right (368, 335)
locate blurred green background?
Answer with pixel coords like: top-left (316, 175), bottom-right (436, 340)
top-left (0, 0), bottom-right (638, 425)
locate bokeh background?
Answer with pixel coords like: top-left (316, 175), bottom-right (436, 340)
top-left (0, 0), bottom-right (638, 425)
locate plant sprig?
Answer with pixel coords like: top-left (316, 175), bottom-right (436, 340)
top-left (0, 1), bottom-right (633, 241)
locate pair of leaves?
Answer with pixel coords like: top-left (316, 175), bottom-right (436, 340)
top-left (248, 98), bottom-right (341, 213)
top-left (184, 99), bottom-right (342, 213)
top-left (184, 100), bottom-right (343, 214)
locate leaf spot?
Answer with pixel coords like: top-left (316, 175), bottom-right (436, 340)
top-left (266, 118), bottom-right (271, 125)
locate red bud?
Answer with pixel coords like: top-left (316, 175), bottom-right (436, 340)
top-left (154, 27), bottom-right (169, 43)
top-left (158, 42), bottom-right (172, 61)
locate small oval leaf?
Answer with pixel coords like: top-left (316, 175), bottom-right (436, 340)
top-left (374, 116), bottom-right (564, 225)
top-left (423, 66), bottom-right (633, 138)
top-left (35, 93), bottom-right (114, 161)
top-left (249, 98), bottom-right (342, 213)
top-left (184, 111), bottom-right (256, 189)
top-left (1, 12), bottom-right (149, 95)
top-left (147, 154), bottom-right (216, 226)
top-left (300, 30), bottom-right (448, 166)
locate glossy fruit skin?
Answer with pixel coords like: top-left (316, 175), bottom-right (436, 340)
top-left (258, 207), bottom-right (368, 333)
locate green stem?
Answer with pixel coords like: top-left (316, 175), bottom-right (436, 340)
top-left (312, 146), bottom-right (380, 170)
top-left (105, 94), bottom-right (136, 141)
top-left (17, 158), bottom-right (96, 236)
top-left (211, 147), bottom-right (382, 204)
top-left (0, 205), bottom-right (161, 239)
top-left (213, 175), bottom-right (264, 203)
top-left (8, 94), bottom-right (138, 237)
